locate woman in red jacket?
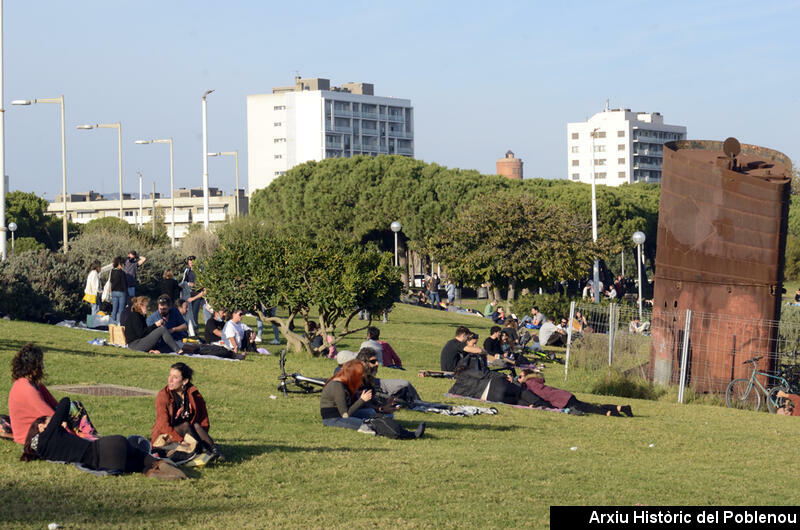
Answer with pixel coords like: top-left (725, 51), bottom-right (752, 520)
top-left (151, 362), bottom-right (222, 465)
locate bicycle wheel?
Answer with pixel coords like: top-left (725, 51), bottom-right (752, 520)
top-left (767, 385), bottom-right (789, 414)
top-left (726, 379), bottom-right (761, 411)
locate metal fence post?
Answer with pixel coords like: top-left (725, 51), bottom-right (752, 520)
top-left (565, 301), bottom-right (576, 381)
top-left (608, 303), bottom-right (616, 366)
top-left (677, 309), bottom-right (692, 404)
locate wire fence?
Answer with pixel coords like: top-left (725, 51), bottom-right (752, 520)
top-left (562, 301), bottom-right (800, 404)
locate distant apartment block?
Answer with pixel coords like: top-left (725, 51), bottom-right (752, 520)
top-left (46, 187), bottom-right (247, 242)
top-left (247, 76), bottom-right (414, 194)
top-left (566, 108), bottom-right (687, 186)
top-left (496, 150), bottom-right (523, 179)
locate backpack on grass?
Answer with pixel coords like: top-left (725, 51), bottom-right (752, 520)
top-left (364, 415), bottom-right (417, 440)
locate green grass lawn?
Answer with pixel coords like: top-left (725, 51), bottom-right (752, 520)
top-left (2, 303), bottom-right (799, 528)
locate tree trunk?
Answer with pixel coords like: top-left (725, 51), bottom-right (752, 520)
top-left (491, 284), bottom-right (502, 303)
top-left (259, 309), bottom-right (311, 355)
top-left (507, 278), bottom-right (517, 304)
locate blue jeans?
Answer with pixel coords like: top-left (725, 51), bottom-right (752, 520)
top-left (322, 417), bottom-right (365, 430)
top-left (351, 408), bottom-right (393, 420)
top-left (430, 291), bottom-right (440, 308)
top-left (111, 291), bottom-right (126, 324)
top-left (90, 303), bottom-right (99, 317)
top-left (127, 287), bottom-right (135, 305)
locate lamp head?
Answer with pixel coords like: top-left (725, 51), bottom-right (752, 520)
top-left (76, 124), bottom-right (94, 130)
top-left (390, 221), bottom-right (402, 233)
top-left (632, 231), bottom-right (646, 245)
top-left (207, 152), bottom-right (220, 157)
top-left (134, 140), bottom-right (151, 145)
top-left (8, 222), bottom-right (17, 232)
top-left (11, 100), bottom-right (31, 106)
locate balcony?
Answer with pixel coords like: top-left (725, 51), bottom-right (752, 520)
top-left (633, 161), bottom-right (662, 170)
top-left (361, 111), bottom-right (378, 119)
top-left (387, 130), bottom-right (413, 139)
top-left (397, 147), bottom-right (413, 155)
top-left (380, 113), bottom-right (404, 122)
top-left (165, 212), bottom-right (191, 223)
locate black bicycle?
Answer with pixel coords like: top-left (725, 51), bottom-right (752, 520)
top-left (276, 349), bottom-right (326, 397)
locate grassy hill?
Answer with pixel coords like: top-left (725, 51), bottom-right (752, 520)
top-left (1, 303), bottom-right (798, 528)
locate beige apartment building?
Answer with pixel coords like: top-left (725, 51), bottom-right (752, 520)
top-left (46, 187), bottom-right (247, 242)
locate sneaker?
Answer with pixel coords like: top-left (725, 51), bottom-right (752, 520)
top-left (183, 452), bottom-right (214, 467)
top-left (414, 422), bottom-right (426, 439)
top-left (269, 339), bottom-right (281, 345)
top-left (357, 424), bottom-right (376, 435)
top-left (254, 336), bottom-right (262, 343)
top-left (210, 445), bottom-right (226, 462)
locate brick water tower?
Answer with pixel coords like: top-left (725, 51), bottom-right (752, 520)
top-left (497, 150), bottom-right (523, 180)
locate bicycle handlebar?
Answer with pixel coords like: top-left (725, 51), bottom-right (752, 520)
top-left (743, 356), bottom-right (763, 364)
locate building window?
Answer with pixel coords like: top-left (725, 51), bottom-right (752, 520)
top-left (618, 158), bottom-right (625, 164)
top-left (570, 146), bottom-right (579, 153)
top-left (571, 132), bottom-right (579, 139)
top-left (594, 159), bottom-right (606, 166)
top-left (273, 122), bottom-right (282, 127)
top-left (274, 154), bottom-right (283, 159)
top-left (274, 138), bottom-right (286, 143)
top-left (618, 172), bottom-right (626, 178)
top-left (618, 144), bottom-right (625, 151)
top-left (596, 172), bottom-right (607, 179)
top-left (594, 131), bottom-right (606, 138)
top-left (571, 173), bottom-right (580, 180)
top-left (571, 160), bottom-right (579, 167)
top-left (618, 130), bottom-right (625, 137)
top-left (594, 145), bottom-right (606, 152)
top-left (274, 171), bottom-right (286, 176)
top-left (273, 105), bottom-right (286, 110)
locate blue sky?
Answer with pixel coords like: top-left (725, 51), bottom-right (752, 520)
top-left (4, 0), bottom-right (799, 199)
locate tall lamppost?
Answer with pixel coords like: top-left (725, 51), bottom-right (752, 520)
top-left (208, 150), bottom-right (239, 217)
top-left (78, 122), bottom-right (123, 219)
top-left (390, 221), bottom-right (402, 266)
top-left (7, 221), bottom-right (15, 253)
top-left (135, 138), bottom-right (174, 246)
top-left (590, 127), bottom-right (600, 302)
top-left (0, 1), bottom-right (6, 260)
top-left (136, 171), bottom-right (143, 229)
top-left (201, 89), bottom-right (213, 229)
top-left (632, 231), bottom-right (646, 320)
top-left (12, 96), bottom-right (68, 253)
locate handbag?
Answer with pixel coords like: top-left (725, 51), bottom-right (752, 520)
top-left (82, 293), bottom-right (97, 304)
top-left (101, 279), bottom-right (112, 303)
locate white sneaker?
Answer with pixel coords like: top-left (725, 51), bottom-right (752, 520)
top-left (357, 424), bottom-right (376, 435)
top-left (254, 337), bottom-right (262, 343)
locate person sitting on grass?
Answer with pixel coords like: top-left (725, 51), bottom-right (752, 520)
top-left (628, 317), bottom-right (651, 334)
top-left (538, 318), bottom-right (567, 347)
top-left (360, 326), bottom-right (402, 369)
top-left (517, 369), bottom-right (633, 417)
top-left (204, 308), bottom-right (227, 345)
top-left (151, 362), bottom-right (222, 466)
top-left (125, 296), bottom-right (183, 354)
top-left (320, 359), bottom-right (377, 434)
top-left (356, 348), bottom-right (421, 406)
top-left (146, 294), bottom-right (188, 349)
top-left (440, 326), bottom-right (484, 372)
top-left (222, 309), bottom-right (255, 356)
top-left (21, 397), bottom-right (186, 480)
top-left (775, 390), bottom-right (800, 416)
top-left (8, 343), bottom-right (99, 444)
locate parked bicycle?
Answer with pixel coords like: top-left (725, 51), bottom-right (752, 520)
top-left (276, 349), bottom-right (326, 397)
top-left (725, 356), bottom-right (790, 413)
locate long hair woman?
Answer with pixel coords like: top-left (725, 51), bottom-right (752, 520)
top-left (83, 260), bottom-right (102, 318)
top-left (319, 360), bottom-right (375, 432)
top-left (124, 296), bottom-right (183, 353)
top-left (8, 343), bottom-right (98, 444)
top-left (151, 362), bottom-right (221, 466)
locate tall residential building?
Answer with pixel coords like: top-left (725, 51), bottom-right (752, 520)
top-left (247, 76), bottom-right (414, 194)
top-left (566, 108), bottom-right (687, 186)
top-left (496, 150), bottom-right (523, 179)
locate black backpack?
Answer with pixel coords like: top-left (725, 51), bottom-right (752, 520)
top-left (364, 415), bottom-right (416, 439)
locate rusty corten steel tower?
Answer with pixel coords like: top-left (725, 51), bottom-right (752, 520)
top-left (651, 138), bottom-right (792, 393)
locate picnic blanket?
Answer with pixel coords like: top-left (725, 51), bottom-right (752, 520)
top-left (444, 393), bottom-right (566, 413)
top-left (408, 402), bottom-right (498, 416)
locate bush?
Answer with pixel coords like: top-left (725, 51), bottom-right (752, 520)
top-left (12, 237), bottom-right (46, 253)
top-left (589, 369), bottom-right (665, 400)
top-left (0, 266), bottom-right (50, 320)
top-left (513, 292), bottom-right (573, 322)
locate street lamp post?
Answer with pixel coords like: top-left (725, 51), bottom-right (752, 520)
top-left (390, 221), bottom-right (402, 266)
top-left (78, 122), bottom-right (123, 219)
top-left (208, 150), bottom-right (239, 217)
top-left (591, 127), bottom-right (600, 302)
top-left (201, 89), bottom-right (214, 229)
top-left (632, 231), bottom-right (646, 320)
top-left (136, 171), bottom-right (143, 229)
top-left (12, 96), bottom-right (68, 253)
top-left (135, 138), bottom-right (174, 246)
top-left (7, 221), bottom-right (15, 253)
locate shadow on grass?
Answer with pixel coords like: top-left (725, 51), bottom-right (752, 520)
top-left (224, 442), bottom-right (391, 463)
top-left (399, 419), bottom-right (520, 432)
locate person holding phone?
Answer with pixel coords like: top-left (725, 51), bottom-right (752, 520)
top-left (124, 297), bottom-right (183, 353)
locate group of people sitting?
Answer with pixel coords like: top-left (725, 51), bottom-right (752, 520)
top-left (440, 327), bottom-right (634, 416)
top-left (4, 343), bottom-right (222, 478)
top-left (120, 293), bottom-right (257, 359)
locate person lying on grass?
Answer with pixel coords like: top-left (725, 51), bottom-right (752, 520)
top-left (151, 362), bottom-right (223, 466)
top-left (21, 397), bottom-right (186, 480)
top-left (8, 343), bottom-right (99, 444)
top-left (448, 361), bottom-right (549, 407)
top-left (517, 369), bottom-right (633, 417)
top-left (125, 296), bottom-right (184, 354)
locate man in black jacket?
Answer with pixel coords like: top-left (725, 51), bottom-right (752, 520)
top-left (440, 326), bottom-right (483, 372)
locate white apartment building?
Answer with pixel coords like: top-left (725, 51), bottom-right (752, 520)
top-left (47, 188), bottom-right (247, 242)
top-left (566, 108), bottom-right (687, 186)
top-left (247, 76), bottom-right (414, 194)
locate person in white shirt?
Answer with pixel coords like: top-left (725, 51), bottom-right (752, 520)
top-left (629, 317), bottom-right (651, 334)
top-left (222, 309), bottom-right (255, 354)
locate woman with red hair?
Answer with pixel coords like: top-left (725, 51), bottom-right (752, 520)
top-left (319, 360), bottom-right (375, 432)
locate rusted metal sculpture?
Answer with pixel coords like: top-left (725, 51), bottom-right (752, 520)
top-left (650, 138), bottom-right (792, 393)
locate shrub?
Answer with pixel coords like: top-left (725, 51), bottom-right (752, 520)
top-left (12, 237), bottom-right (46, 253)
top-left (513, 292), bottom-right (573, 322)
top-left (180, 227), bottom-right (219, 261)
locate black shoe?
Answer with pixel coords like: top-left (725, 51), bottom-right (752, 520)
top-left (414, 422), bottom-right (426, 439)
top-left (620, 405), bottom-right (634, 417)
top-left (210, 445), bottom-right (226, 462)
